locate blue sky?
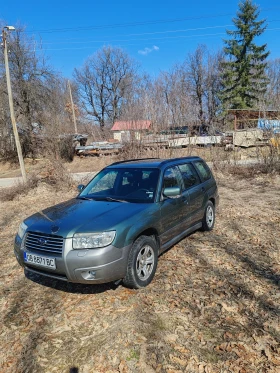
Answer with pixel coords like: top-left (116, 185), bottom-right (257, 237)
top-left (1, 0), bottom-right (280, 78)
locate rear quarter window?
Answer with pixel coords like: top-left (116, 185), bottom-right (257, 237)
top-left (193, 161), bottom-right (212, 182)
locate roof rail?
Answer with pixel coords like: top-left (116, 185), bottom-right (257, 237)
top-left (110, 158), bottom-right (160, 166)
top-left (159, 156), bottom-right (201, 166)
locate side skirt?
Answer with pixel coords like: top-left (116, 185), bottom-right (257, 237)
top-left (159, 222), bottom-right (202, 254)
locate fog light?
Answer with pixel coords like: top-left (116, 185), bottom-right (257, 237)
top-left (80, 270), bottom-right (97, 280)
top-left (89, 271), bottom-right (96, 278)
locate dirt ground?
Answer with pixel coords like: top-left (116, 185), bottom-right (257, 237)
top-left (0, 172), bottom-right (279, 373)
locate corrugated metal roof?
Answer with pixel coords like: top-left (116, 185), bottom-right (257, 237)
top-left (111, 120), bottom-right (152, 131)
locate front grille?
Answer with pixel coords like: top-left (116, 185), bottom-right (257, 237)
top-left (25, 232), bottom-right (64, 256)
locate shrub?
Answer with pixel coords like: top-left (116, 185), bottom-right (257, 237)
top-left (58, 136), bottom-right (75, 162)
top-left (36, 158), bottom-right (73, 189)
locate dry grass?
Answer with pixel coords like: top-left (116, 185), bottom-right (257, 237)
top-left (0, 174), bottom-right (40, 201)
top-left (0, 145), bottom-right (243, 177)
top-left (0, 172), bottom-right (279, 373)
top-left (66, 146), bottom-right (242, 174)
top-left (1, 140), bottom-right (279, 178)
top-left (223, 162), bottom-right (280, 179)
top-left (0, 158), bottom-right (74, 202)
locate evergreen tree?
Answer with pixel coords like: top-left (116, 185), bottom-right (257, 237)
top-left (221, 0), bottom-right (269, 109)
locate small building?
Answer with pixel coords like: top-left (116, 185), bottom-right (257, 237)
top-left (111, 120), bottom-right (152, 142)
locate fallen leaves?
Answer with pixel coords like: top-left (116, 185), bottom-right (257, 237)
top-left (0, 175), bottom-right (280, 372)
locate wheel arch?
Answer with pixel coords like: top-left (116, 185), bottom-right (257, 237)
top-left (133, 228), bottom-right (160, 251)
top-left (209, 197), bottom-right (215, 206)
top-left (123, 230), bottom-right (159, 289)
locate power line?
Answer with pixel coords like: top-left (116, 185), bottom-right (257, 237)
top-left (36, 28), bottom-right (280, 51)
top-left (23, 19), bottom-right (280, 47)
top-left (26, 19), bottom-right (280, 48)
top-left (39, 27), bottom-right (280, 52)
top-left (24, 8), bottom-right (280, 35)
top-left (25, 13), bottom-right (236, 34)
top-left (40, 25), bottom-right (235, 45)
top-left (42, 32), bottom-right (227, 50)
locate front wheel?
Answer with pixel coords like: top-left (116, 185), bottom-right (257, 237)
top-left (201, 201), bottom-right (215, 231)
top-left (123, 235), bottom-right (158, 289)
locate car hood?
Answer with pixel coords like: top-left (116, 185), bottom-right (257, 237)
top-left (24, 198), bottom-right (152, 237)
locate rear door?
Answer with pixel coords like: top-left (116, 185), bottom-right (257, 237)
top-left (192, 160), bottom-right (214, 220)
top-left (178, 162), bottom-right (205, 225)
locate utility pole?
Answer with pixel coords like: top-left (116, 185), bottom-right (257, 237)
top-left (2, 26), bottom-right (27, 182)
top-left (68, 80), bottom-right (77, 133)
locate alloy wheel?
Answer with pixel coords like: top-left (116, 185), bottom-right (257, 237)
top-left (136, 245), bottom-right (155, 281)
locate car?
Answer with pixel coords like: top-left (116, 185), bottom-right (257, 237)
top-left (14, 157), bottom-right (219, 289)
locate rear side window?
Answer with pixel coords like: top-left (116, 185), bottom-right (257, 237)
top-left (178, 163), bottom-right (200, 190)
top-left (194, 161), bottom-right (212, 182)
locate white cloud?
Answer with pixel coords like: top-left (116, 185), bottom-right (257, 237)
top-left (138, 45), bottom-right (160, 56)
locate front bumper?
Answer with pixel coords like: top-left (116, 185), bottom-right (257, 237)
top-left (14, 234), bottom-right (131, 284)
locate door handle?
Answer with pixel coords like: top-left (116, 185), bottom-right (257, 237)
top-left (201, 187), bottom-right (205, 192)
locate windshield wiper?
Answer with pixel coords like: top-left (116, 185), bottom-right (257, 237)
top-left (78, 196), bottom-right (128, 203)
top-left (104, 197), bottom-right (129, 203)
top-left (77, 196), bottom-right (96, 200)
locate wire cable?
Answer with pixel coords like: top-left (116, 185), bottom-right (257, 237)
top-left (39, 27), bottom-right (280, 51)
top-left (25, 7), bottom-right (280, 34)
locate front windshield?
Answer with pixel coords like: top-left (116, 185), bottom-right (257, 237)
top-left (79, 167), bottom-right (160, 203)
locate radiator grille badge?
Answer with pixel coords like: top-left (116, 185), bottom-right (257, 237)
top-left (51, 225), bottom-right (59, 233)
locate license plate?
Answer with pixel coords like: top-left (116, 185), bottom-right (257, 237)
top-left (23, 252), bottom-right (56, 269)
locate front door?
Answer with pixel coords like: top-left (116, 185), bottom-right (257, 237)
top-left (159, 166), bottom-right (186, 247)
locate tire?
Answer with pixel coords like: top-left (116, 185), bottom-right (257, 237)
top-left (123, 235), bottom-right (158, 289)
top-left (201, 201), bottom-right (215, 231)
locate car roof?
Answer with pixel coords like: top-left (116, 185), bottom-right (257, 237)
top-left (107, 157), bottom-right (202, 169)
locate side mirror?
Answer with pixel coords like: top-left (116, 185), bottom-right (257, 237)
top-left (163, 187), bottom-right (181, 199)
top-left (77, 184), bottom-right (85, 192)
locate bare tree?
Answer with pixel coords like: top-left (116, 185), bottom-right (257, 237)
top-left (119, 67), bottom-right (195, 133)
top-left (0, 76), bottom-right (13, 159)
top-left (74, 46), bottom-right (138, 130)
top-left (205, 51), bottom-right (223, 128)
top-left (265, 59), bottom-right (280, 109)
top-left (184, 45), bottom-right (223, 131)
top-left (0, 23), bottom-right (61, 157)
top-left (118, 73), bottom-right (151, 121)
top-left (185, 45), bottom-right (206, 126)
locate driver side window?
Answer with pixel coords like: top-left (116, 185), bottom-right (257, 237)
top-left (162, 167), bottom-right (181, 190)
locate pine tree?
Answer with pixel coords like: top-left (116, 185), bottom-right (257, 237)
top-left (221, 0), bottom-right (269, 109)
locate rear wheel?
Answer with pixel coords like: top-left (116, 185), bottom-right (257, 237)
top-left (123, 235), bottom-right (158, 289)
top-left (201, 201), bottom-right (215, 231)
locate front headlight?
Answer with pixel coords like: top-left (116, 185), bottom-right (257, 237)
top-left (18, 221), bottom-right (28, 239)
top-left (72, 231), bottom-right (116, 249)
